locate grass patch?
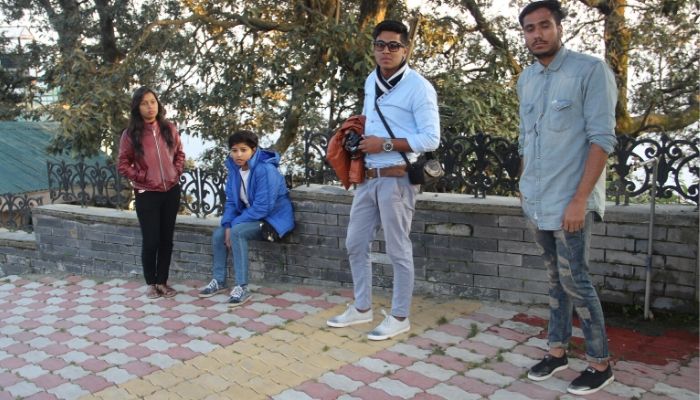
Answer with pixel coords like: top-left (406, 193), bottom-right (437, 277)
top-left (468, 323), bottom-right (479, 338)
top-left (431, 344), bottom-right (445, 356)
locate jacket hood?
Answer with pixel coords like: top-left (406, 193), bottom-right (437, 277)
top-left (225, 148), bottom-right (280, 171)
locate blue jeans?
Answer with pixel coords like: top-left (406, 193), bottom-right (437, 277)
top-left (212, 223), bottom-right (262, 287)
top-left (532, 212), bottom-right (609, 363)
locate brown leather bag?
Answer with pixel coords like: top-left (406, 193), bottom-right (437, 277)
top-left (326, 115), bottom-right (366, 189)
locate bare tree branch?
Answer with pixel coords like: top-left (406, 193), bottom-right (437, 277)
top-left (459, 0), bottom-right (521, 75)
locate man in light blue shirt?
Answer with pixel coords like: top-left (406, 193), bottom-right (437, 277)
top-left (517, 1), bottom-right (617, 396)
top-left (326, 20), bottom-right (440, 341)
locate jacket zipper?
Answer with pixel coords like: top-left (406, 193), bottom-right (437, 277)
top-left (152, 128), bottom-right (167, 191)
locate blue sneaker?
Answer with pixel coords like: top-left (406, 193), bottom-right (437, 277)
top-left (199, 279), bottom-right (227, 298)
top-left (228, 285), bottom-right (251, 307)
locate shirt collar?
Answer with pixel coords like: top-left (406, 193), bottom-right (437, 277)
top-left (535, 46), bottom-right (568, 73)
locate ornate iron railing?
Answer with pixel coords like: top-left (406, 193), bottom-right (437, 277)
top-left (0, 193), bottom-right (43, 232)
top-left (608, 134), bottom-right (699, 206)
top-left (47, 160), bottom-right (229, 219)
top-left (301, 130), bottom-right (698, 206)
top-left (1, 132), bottom-right (694, 233)
top-left (179, 168), bottom-right (227, 218)
top-left (47, 160), bottom-right (130, 209)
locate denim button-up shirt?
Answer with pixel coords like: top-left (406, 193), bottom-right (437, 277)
top-left (517, 47), bottom-right (618, 230)
top-left (363, 67), bottom-right (441, 169)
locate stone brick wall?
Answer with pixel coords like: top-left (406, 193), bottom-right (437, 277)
top-left (0, 230), bottom-right (37, 276)
top-left (2, 184), bottom-right (697, 312)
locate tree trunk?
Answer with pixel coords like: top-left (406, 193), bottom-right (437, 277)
top-left (601, 0), bottom-right (632, 133)
top-left (95, 0), bottom-right (124, 64)
top-left (359, 0), bottom-right (389, 32)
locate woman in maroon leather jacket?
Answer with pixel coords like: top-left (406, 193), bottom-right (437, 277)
top-left (118, 87), bottom-right (185, 299)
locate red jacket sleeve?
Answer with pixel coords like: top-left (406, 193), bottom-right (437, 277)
top-left (171, 125), bottom-right (186, 175)
top-left (117, 131), bottom-right (146, 183)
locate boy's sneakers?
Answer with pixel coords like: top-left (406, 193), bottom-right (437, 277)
top-left (228, 285), bottom-right (251, 307)
top-left (198, 279), bottom-right (227, 298)
top-left (326, 304), bottom-right (373, 328)
top-left (567, 365), bottom-right (615, 395)
top-left (527, 354), bottom-right (569, 381)
top-left (367, 310), bottom-right (410, 341)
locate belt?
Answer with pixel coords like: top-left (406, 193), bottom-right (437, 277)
top-left (365, 165), bottom-right (407, 179)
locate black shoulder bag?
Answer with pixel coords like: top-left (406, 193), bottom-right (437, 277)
top-left (374, 98), bottom-right (444, 185)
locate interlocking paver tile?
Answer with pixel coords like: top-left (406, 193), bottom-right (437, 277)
top-left (406, 361), bottom-right (457, 382)
top-left (48, 382), bottom-right (90, 400)
top-left (14, 364), bottom-right (47, 379)
top-left (0, 275), bottom-right (695, 400)
top-left (465, 367), bottom-right (515, 386)
top-left (391, 369), bottom-right (440, 391)
top-left (425, 354), bottom-right (468, 373)
top-left (5, 381), bottom-right (43, 398)
top-left (427, 383), bottom-right (482, 400)
top-left (350, 385), bottom-right (404, 400)
top-left (272, 389), bottom-right (315, 400)
top-left (97, 366), bottom-right (136, 385)
top-left (651, 382), bottom-right (698, 400)
top-left (373, 349), bottom-right (417, 367)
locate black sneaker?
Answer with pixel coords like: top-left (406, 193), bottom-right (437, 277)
top-left (527, 354), bottom-right (569, 381)
top-left (567, 365), bottom-right (614, 395)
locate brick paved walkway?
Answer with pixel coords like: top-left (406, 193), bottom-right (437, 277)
top-left (0, 274), bottom-right (697, 399)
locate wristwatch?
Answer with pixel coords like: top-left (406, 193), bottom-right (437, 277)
top-left (382, 139), bottom-right (394, 152)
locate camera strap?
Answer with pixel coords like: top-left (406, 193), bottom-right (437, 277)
top-left (374, 98), bottom-right (412, 166)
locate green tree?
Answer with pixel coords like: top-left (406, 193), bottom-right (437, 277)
top-left (0, 0), bottom-right (696, 160)
top-left (0, 34), bottom-right (34, 119)
top-left (0, 0), bottom-right (196, 157)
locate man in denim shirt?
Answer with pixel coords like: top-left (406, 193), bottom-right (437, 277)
top-left (517, 1), bottom-right (617, 395)
top-left (326, 20), bottom-right (440, 341)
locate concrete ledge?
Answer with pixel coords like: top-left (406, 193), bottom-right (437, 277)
top-left (0, 229), bottom-right (37, 250)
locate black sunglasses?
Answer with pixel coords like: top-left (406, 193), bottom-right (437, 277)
top-left (373, 40), bottom-right (405, 52)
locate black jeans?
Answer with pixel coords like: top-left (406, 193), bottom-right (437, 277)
top-left (134, 184), bottom-right (181, 285)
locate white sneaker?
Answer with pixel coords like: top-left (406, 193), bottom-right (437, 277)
top-left (367, 310), bottom-right (410, 341)
top-left (326, 304), bottom-right (373, 328)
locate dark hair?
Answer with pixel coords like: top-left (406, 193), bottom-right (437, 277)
top-left (519, 0), bottom-right (567, 26)
top-left (126, 86), bottom-right (173, 157)
top-left (372, 20), bottom-right (409, 45)
top-left (228, 130), bottom-right (259, 149)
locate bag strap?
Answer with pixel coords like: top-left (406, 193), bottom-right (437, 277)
top-left (374, 97), bottom-right (412, 165)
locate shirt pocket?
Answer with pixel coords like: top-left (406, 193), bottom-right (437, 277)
top-left (549, 99), bottom-right (573, 132)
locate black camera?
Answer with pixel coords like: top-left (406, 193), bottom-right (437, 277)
top-left (343, 130), bottom-right (363, 159)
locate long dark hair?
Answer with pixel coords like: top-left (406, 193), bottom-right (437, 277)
top-left (126, 86), bottom-right (174, 157)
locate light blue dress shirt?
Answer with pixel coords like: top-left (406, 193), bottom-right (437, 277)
top-left (362, 67), bottom-right (441, 169)
top-left (517, 47), bottom-right (618, 230)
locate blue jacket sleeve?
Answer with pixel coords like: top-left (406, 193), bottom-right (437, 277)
top-left (220, 173), bottom-right (238, 228)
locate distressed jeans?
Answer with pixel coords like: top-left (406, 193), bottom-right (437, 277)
top-left (211, 223), bottom-right (262, 287)
top-left (532, 212), bottom-right (610, 363)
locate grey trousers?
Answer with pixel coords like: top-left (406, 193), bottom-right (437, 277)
top-left (345, 175), bottom-right (418, 318)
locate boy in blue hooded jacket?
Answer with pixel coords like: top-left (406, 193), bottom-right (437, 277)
top-left (199, 130), bottom-right (295, 306)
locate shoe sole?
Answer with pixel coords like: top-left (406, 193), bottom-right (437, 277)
top-left (527, 364), bottom-right (569, 381)
top-left (367, 325), bottom-right (410, 341)
top-left (198, 289), bottom-right (227, 298)
top-left (228, 295), bottom-right (252, 308)
top-left (326, 317), bottom-right (373, 328)
top-left (566, 375), bottom-right (615, 395)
